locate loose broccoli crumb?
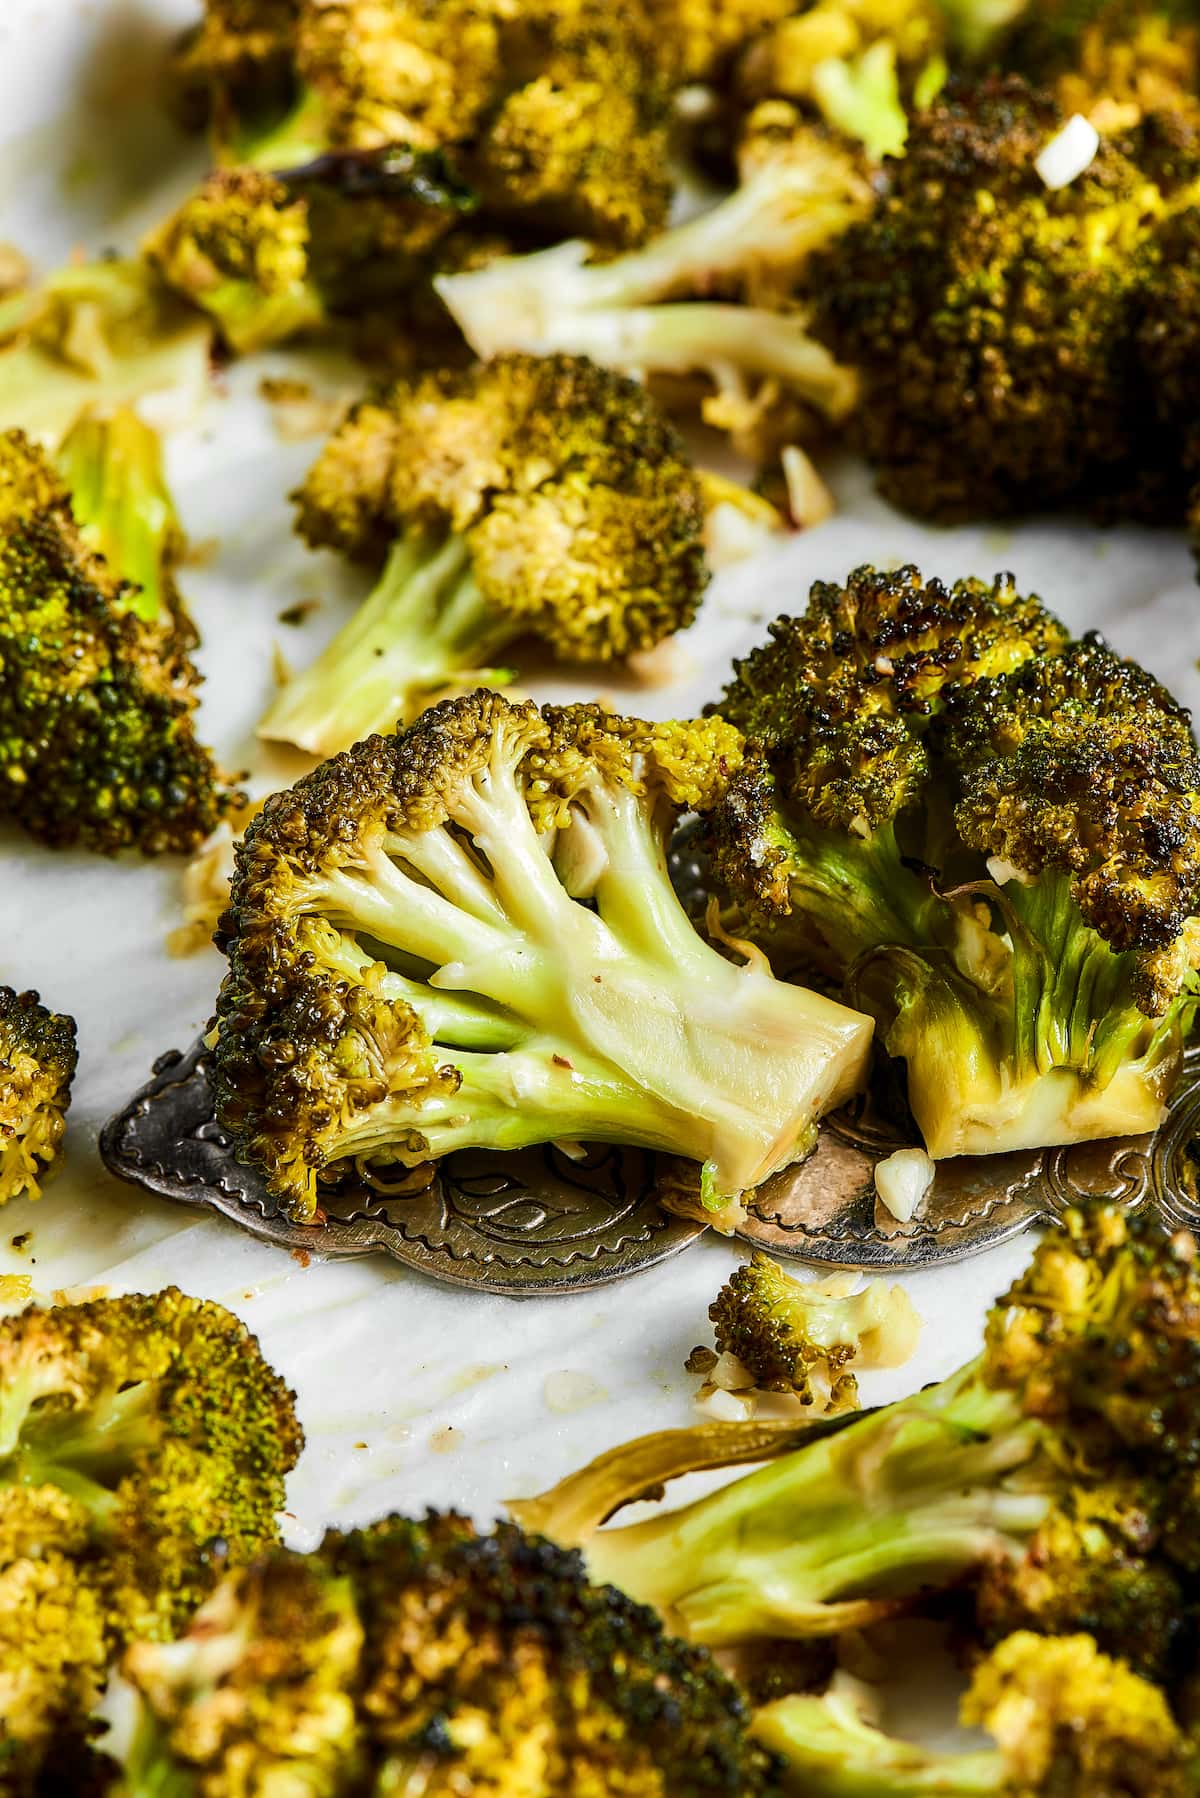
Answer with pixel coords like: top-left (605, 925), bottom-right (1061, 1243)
top-left (213, 690), bottom-right (872, 1222)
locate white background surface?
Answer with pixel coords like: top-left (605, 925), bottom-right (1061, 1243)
top-left (3, 0), bottom-right (1199, 1551)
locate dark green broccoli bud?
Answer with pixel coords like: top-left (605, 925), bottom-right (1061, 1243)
top-left (808, 76), bottom-right (1167, 524)
top-left (945, 634), bottom-right (1200, 979)
top-left (0, 430), bottom-right (238, 856)
top-left (259, 355), bottom-right (711, 752)
top-left (1008, 0), bottom-right (1200, 123)
top-left (529, 1207), bottom-right (1197, 1651)
top-left (212, 689), bottom-right (872, 1223)
top-left (435, 144), bottom-right (863, 435)
top-left (734, 0), bottom-right (950, 162)
top-left (755, 1631), bottom-right (1199, 1796)
top-left (0, 259), bottom-right (212, 444)
top-left (111, 1513), bottom-right (777, 1795)
top-left (707, 567), bottom-right (1200, 1158)
top-left (0, 1289), bottom-right (303, 1643)
top-left (0, 987), bottom-right (77, 1207)
top-left (707, 1250), bottom-right (920, 1405)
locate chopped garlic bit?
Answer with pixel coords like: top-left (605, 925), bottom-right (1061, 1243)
top-left (781, 444), bottom-right (836, 529)
top-left (698, 1385), bottom-right (756, 1422)
top-left (1034, 114), bottom-right (1100, 191)
top-left (874, 1146), bottom-right (935, 1223)
top-left (986, 855), bottom-right (1034, 887)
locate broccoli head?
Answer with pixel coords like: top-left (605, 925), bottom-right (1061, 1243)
top-left (212, 689), bottom-right (873, 1224)
top-left (0, 259), bottom-right (212, 445)
top-left (706, 1250), bottom-right (920, 1406)
top-left (0, 1289), bottom-right (303, 1642)
top-left (170, 0), bottom-right (301, 126)
top-left (754, 1632), bottom-right (1199, 1795)
top-left (0, 1539), bottom-right (108, 1797)
top-left (650, 0), bottom-right (797, 82)
top-left (111, 1513), bottom-right (777, 1795)
top-left (808, 76), bottom-right (1171, 524)
top-left (1008, 0), bottom-right (1200, 125)
top-left (0, 428), bottom-right (238, 855)
top-left (706, 566), bottom-right (1200, 1159)
top-left (0, 988), bottom-right (76, 1208)
top-left (259, 355), bottom-right (711, 753)
top-left (524, 1206), bottom-right (1195, 1653)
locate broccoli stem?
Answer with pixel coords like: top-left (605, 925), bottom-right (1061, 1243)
top-left (55, 408), bottom-right (178, 625)
top-left (584, 1362), bottom-right (1050, 1644)
top-left (225, 85), bottom-right (330, 172)
top-left (257, 533), bottom-right (518, 754)
top-left (855, 871), bottom-right (1190, 1157)
top-left (754, 1690), bottom-right (1005, 1797)
top-left (772, 819), bottom-right (944, 979)
top-left (302, 769), bottom-right (872, 1199)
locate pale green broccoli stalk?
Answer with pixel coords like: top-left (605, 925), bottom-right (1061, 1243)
top-left (434, 148), bottom-right (864, 422)
top-left (0, 261), bottom-right (211, 444)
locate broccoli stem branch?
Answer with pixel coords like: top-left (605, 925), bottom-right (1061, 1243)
top-left (0, 1378), bottom-right (158, 1533)
top-left (584, 1363), bottom-right (1049, 1644)
top-left (55, 408), bottom-right (179, 625)
top-left (302, 768), bottom-right (873, 1196)
top-left (226, 84), bottom-right (330, 172)
top-left (257, 533), bottom-right (518, 754)
top-left (754, 1690), bottom-right (1006, 1797)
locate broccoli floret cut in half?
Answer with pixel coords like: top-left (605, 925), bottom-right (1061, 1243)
top-left (706, 564), bottom-right (1200, 1159)
top-left (516, 1205), bottom-right (1200, 1660)
top-left (109, 1512), bottom-right (778, 1796)
top-left (0, 987), bottom-right (77, 1207)
top-left (259, 354), bottom-right (711, 755)
top-left (0, 427), bottom-right (238, 855)
top-left (212, 691), bottom-right (873, 1224)
top-left (754, 1632), bottom-right (1199, 1796)
top-left (0, 259), bottom-right (212, 445)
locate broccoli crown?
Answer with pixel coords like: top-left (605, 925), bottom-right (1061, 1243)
top-left (0, 429), bottom-right (237, 855)
top-left (118, 1513), bottom-right (776, 1795)
top-left (962, 1629), bottom-right (1197, 1796)
top-left (0, 986), bottom-right (77, 1207)
top-left (215, 688), bottom-right (871, 1221)
top-left (654, 0), bottom-right (797, 82)
top-left (705, 565), bottom-right (1200, 1158)
top-left (0, 1288), bottom-right (302, 1642)
top-left (707, 1250), bottom-right (916, 1406)
top-left (945, 633), bottom-right (1200, 963)
top-left (119, 1545), bottom-right (365, 1796)
top-left (808, 75), bottom-right (1169, 523)
top-left (1008, 0), bottom-right (1200, 123)
top-left (170, 0), bottom-right (301, 120)
top-left (985, 1202), bottom-right (1200, 1473)
top-left (297, 353), bottom-right (707, 658)
top-left (0, 1546), bottom-right (108, 1796)
top-left (715, 564), bottom-right (1066, 838)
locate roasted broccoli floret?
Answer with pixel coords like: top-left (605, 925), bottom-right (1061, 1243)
top-left (754, 1633), bottom-right (1200, 1795)
top-left (518, 1207), bottom-right (1199, 1651)
top-left (435, 146), bottom-right (864, 439)
top-left (0, 988), bottom-right (77, 1208)
top-left (145, 151), bottom-right (477, 354)
top-left (706, 565), bottom-right (1200, 1159)
top-left (259, 355), bottom-right (711, 753)
top-left (1008, 0), bottom-right (1200, 125)
top-left (0, 428), bottom-right (237, 855)
top-left (0, 1290), bottom-right (301, 1793)
top-left (807, 76), bottom-right (1174, 524)
top-left (706, 1251), bottom-right (920, 1406)
top-left (650, 0), bottom-right (797, 82)
top-left (212, 690), bottom-right (873, 1224)
top-left (0, 259), bottom-right (212, 444)
top-left (734, 0), bottom-right (951, 162)
top-left (109, 1514), bottom-right (778, 1795)
top-left (0, 1289), bottom-right (303, 1640)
